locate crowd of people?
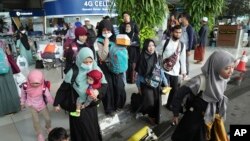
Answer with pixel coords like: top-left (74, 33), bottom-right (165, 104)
top-left (0, 11), bottom-right (236, 141)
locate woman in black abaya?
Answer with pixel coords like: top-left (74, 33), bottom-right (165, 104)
top-left (135, 39), bottom-right (161, 124)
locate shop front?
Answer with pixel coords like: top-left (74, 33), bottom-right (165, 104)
top-left (9, 9), bottom-right (45, 36)
top-left (43, 0), bottom-right (116, 34)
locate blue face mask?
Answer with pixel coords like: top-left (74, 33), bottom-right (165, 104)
top-left (81, 63), bottom-right (93, 70)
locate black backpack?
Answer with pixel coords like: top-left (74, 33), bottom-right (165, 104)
top-left (55, 64), bottom-right (79, 111)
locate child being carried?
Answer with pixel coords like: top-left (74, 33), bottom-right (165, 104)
top-left (70, 69), bottom-right (103, 117)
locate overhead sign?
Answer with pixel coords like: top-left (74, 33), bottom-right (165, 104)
top-left (43, 0), bottom-right (114, 16)
top-left (9, 10), bottom-right (45, 17)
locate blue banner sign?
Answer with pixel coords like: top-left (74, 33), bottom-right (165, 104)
top-left (43, 0), bottom-right (114, 16)
top-left (9, 10), bottom-right (45, 17)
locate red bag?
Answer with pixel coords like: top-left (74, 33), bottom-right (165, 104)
top-left (194, 45), bottom-right (205, 61)
top-left (6, 54), bottom-right (20, 74)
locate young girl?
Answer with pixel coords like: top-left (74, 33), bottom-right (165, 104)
top-left (20, 69), bottom-right (54, 141)
top-left (70, 69), bottom-right (103, 117)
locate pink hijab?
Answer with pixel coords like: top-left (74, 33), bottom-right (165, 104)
top-left (26, 69), bottom-right (45, 97)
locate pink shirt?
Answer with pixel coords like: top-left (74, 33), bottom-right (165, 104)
top-left (20, 87), bottom-right (54, 112)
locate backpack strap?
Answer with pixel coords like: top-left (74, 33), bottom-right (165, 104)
top-left (162, 39), bottom-right (184, 55)
top-left (22, 81), bottom-right (48, 104)
top-left (162, 38), bottom-right (170, 56)
top-left (71, 64), bottom-right (79, 86)
top-left (198, 74), bottom-right (206, 93)
top-left (180, 42), bottom-right (184, 53)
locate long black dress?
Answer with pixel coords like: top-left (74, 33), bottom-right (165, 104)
top-left (54, 82), bottom-right (108, 141)
top-left (98, 61), bottom-right (126, 114)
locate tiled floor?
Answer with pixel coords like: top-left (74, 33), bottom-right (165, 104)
top-left (1, 46), bottom-right (250, 141)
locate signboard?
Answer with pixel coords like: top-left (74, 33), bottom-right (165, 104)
top-left (9, 10), bottom-right (45, 17)
top-left (217, 25), bottom-right (241, 48)
top-left (43, 0), bottom-right (114, 16)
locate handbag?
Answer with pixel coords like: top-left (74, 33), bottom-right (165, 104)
top-left (58, 85), bottom-right (76, 112)
top-left (194, 45), bottom-right (205, 61)
top-left (55, 65), bottom-right (79, 112)
top-left (205, 114), bottom-right (229, 141)
top-left (145, 62), bottom-right (162, 88)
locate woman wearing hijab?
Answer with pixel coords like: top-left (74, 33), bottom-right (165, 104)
top-left (74, 26), bottom-right (94, 53)
top-left (54, 47), bottom-right (107, 141)
top-left (0, 40), bottom-right (20, 117)
top-left (171, 50), bottom-right (235, 141)
top-left (94, 19), bottom-right (126, 116)
top-left (135, 39), bottom-right (161, 124)
top-left (16, 26), bottom-right (34, 65)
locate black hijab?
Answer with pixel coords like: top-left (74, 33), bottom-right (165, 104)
top-left (97, 19), bottom-right (116, 42)
top-left (18, 27), bottom-right (30, 50)
top-left (135, 39), bottom-right (157, 77)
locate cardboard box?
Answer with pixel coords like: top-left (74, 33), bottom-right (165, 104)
top-left (116, 34), bottom-right (130, 46)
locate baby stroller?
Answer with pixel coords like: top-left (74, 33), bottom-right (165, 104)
top-left (39, 42), bottom-right (59, 70)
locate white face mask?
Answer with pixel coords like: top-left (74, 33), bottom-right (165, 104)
top-left (21, 30), bottom-right (26, 34)
top-left (102, 32), bottom-right (112, 38)
top-left (81, 63), bottom-right (93, 70)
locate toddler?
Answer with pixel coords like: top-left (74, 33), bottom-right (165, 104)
top-left (70, 69), bottom-right (102, 117)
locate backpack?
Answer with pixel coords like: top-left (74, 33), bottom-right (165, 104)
top-left (108, 42), bottom-right (128, 74)
top-left (22, 81), bottom-right (51, 105)
top-left (162, 39), bottom-right (184, 71)
top-left (145, 61), bottom-right (162, 88)
top-left (0, 47), bottom-right (10, 74)
top-left (56, 64), bottom-right (79, 111)
top-left (97, 38), bottom-right (128, 74)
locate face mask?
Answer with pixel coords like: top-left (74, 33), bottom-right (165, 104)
top-left (81, 63), bottom-right (93, 70)
top-left (102, 32), bottom-right (112, 38)
top-left (21, 30), bottom-right (26, 34)
top-left (125, 27), bottom-right (131, 33)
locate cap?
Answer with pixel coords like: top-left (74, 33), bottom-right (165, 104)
top-left (202, 17), bottom-right (208, 22)
top-left (84, 18), bottom-right (90, 21)
top-left (75, 27), bottom-right (88, 39)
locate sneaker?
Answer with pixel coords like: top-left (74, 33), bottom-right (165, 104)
top-left (70, 111), bottom-right (80, 117)
top-left (37, 133), bottom-right (45, 141)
